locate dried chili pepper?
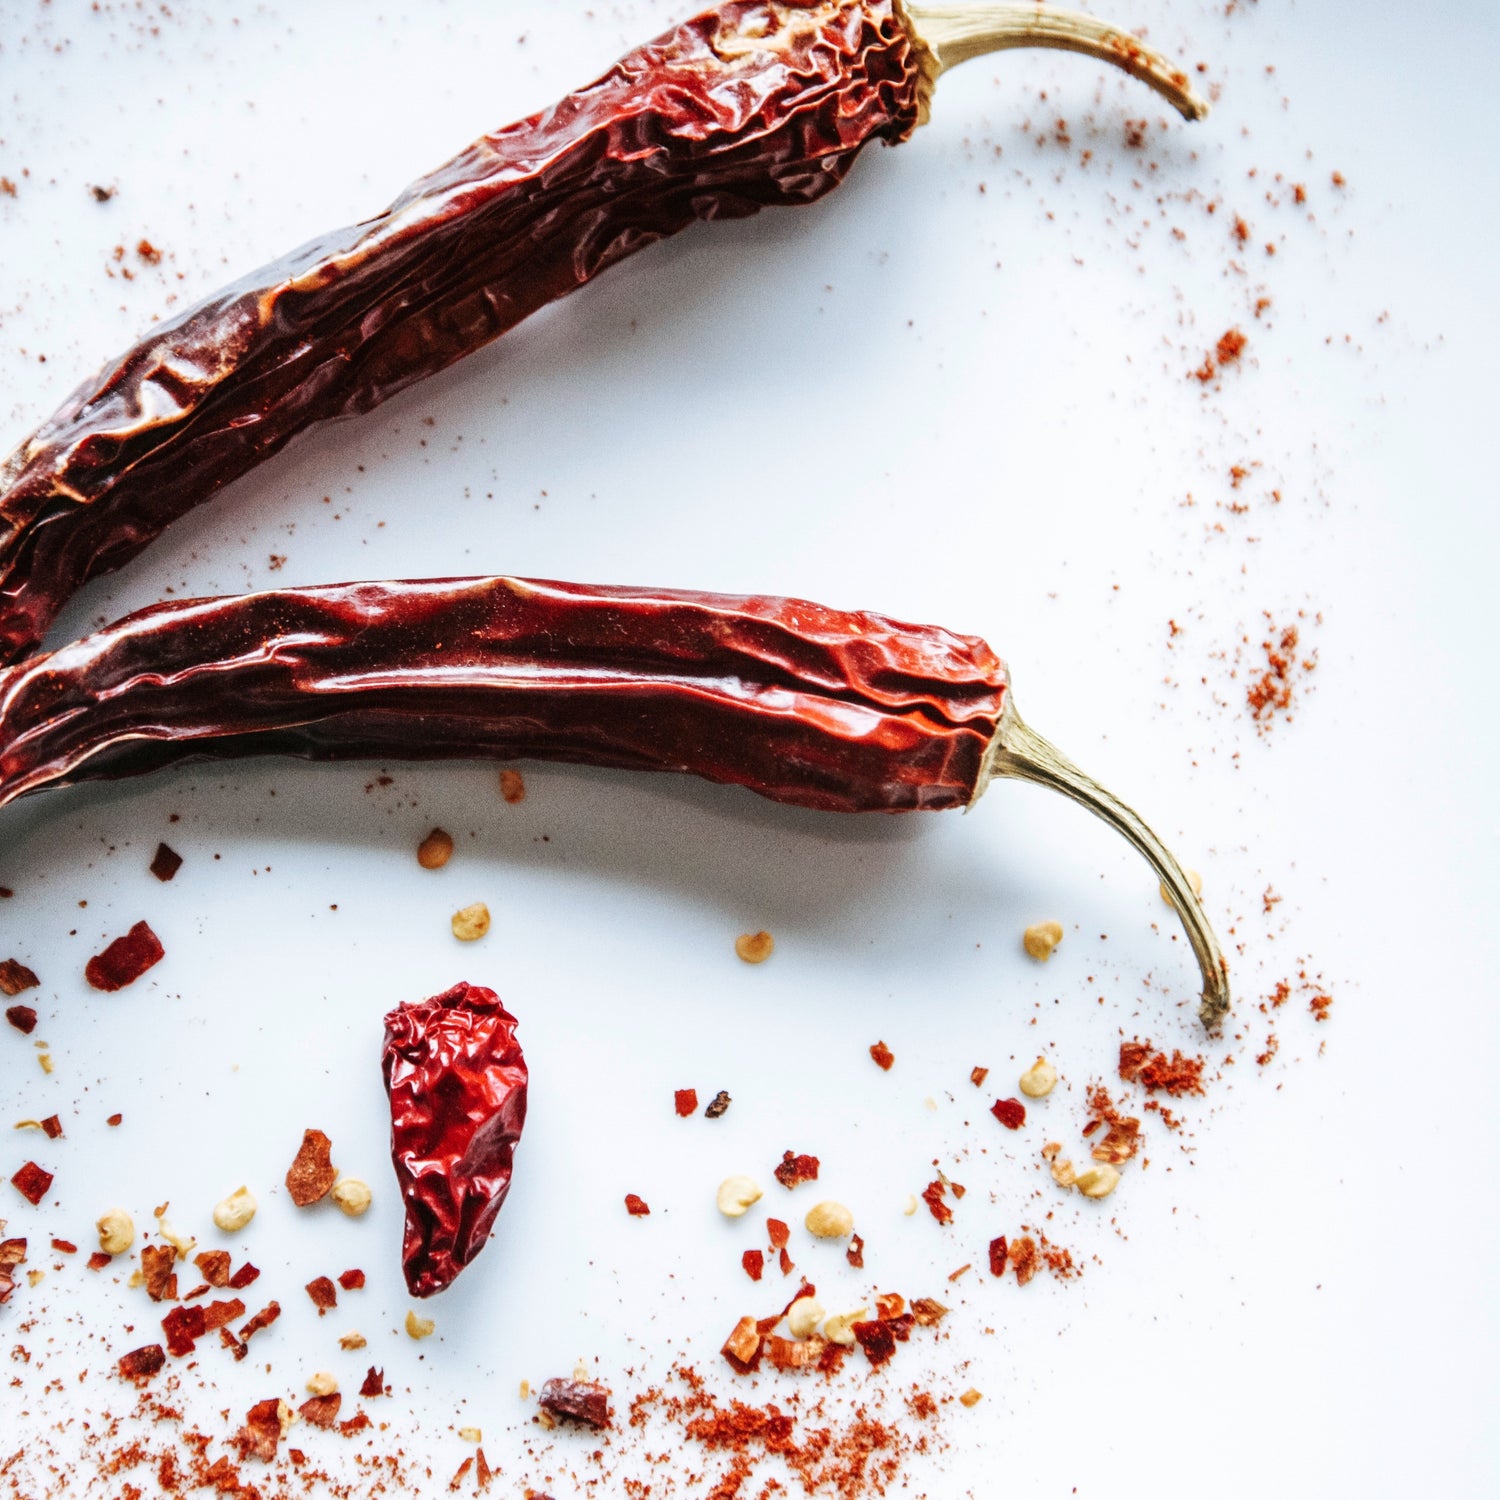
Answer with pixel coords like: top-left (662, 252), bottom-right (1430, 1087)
top-left (0, 576), bottom-right (1228, 1025)
top-left (382, 981), bottom-right (529, 1297)
top-left (0, 2), bottom-right (1205, 668)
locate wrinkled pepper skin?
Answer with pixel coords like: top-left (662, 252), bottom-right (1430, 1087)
top-left (0, 1), bottom-right (922, 667)
top-left (382, 982), bottom-right (529, 1297)
top-left (0, 576), bottom-right (1009, 814)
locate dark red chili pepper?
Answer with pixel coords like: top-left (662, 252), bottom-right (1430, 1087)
top-left (0, 2), bottom-right (1205, 669)
top-left (382, 981), bottom-right (529, 1297)
top-left (0, 575), bottom-right (1227, 1025)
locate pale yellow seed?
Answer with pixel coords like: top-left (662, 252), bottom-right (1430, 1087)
top-left (715, 1175), bottom-right (763, 1219)
top-left (518, 1379), bottom-right (531, 1400)
top-left (787, 1297), bottom-right (825, 1340)
top-left (96, 1208), bottom-right (135, 1256)
top-left (458, 1426), bottom-right (483, 1443)
top-left (1018, 1056), bottom-right (1058, 1099)
top-left (405, 1309), bottom-right (435, 1340)
top-left (276, 1400), bottom-right (298, 1436)
top-left (1074, 1164), bottom-right (1122, 1199)
top-left (417, 828), bottom-right (454, 870)
top-left (734, 930), bottom-right (774, 964)
top-left (451, 902), bottom-right (491, 942)
top-left (306, 1372), bottom-right (338, 1397)
top-left (212, 1186), bottom-right (257, 1234)
top-left (1160, 868), bottom-right (1204, 906)
top-left (1022, 921), bottom-right (1064, 962)
top-left (804, 1201), bottom-right (854, 1240)
top-left (156, 1214), bottom-right (196, 1262)
top-left (959, 1388), bottom-right (984, 1409)
top-left (330, 1177), bottom-right (372, 1218)
top-left (902, 1194), bottom-right (919, 1216)
top-left (27, 1269), bottom-right (44, 1288)
top-left (823, 1308), bottom-right (868, 1347)
top-left (37, 1051), bottom-right (53, 1075)
top-left (339, 1332), bottom-right (368, 1351)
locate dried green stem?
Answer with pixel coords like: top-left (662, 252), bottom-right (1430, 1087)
top-left (900, 1), bottom-right (1209, 121)
top-left (976, 694), bottom-right (1230, 1030)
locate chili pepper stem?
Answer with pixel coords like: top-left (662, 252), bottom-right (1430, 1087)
top-left (976, 695), bottom-right (1230, 1030)
top-left (900, 2), bottom-right (1209, 121)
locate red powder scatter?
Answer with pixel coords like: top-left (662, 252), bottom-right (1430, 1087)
top-left (1008, 1236), bottom-right (1039, 1287)
top-left (767, 1218), bottom-right (790, 1250)
top-left (1038, 1233), bottom-right (1080, 1281)
top-left (1217, 327), bottom-right (1248, 366)
top-left (0, 958), bottom-right (40, 996)
top-left (1309, 993), bottom-right (1333, 1022)
top-left (1233, 215), bottom-right (1250, 243)
top-left (337, 1268), bottom-right (365, 1291)
top-left (305, 1276), bottom-right (337, 1313)
top-left (1256, 1034), bottom-right (1280, 1066)
top-left (920, 1180), bottom-right (953, 1226)
top-left (117, 1344), bottom-right (167, 1383)
top-left (10, 1160), bottom-right (53, 1205)
top-left (988, 1236), bottom-right (1008, 1277)
top-left (1294, 183), bottom-right (1308, 204)
top-left (85, 921), bottom-right (165, 991)
top-left (624, 1193), bottom-right (651, 1217)
top-left (149, 843), bottom-right (183, 882)
top-left (742, 1249), bottom-right (765, 1282)
top-left (5, 1003), bottom-right (38, 1033)
top-left (774, 1151), bottom-right (820, 1189)
top-left (1247, 621), bottom-right (1316, 729)
top-left (1331, 170), bottom-right (1346, 187)
top-left (1119, 1040), bottom-right (1207, 1096)
top-left (136, 238), bottom-right (163, 264)
top-left (1084, 1084), bottom-right (1142, 1163)
top-left (360, 1365), bottom-right (386, 1398)
top-left (989, 1098), bottom-right (1025, 1130)
top-left (868, 1040), bottom-right (895, 1072)
top-left (674, 1088), bottom-right (699, 1117)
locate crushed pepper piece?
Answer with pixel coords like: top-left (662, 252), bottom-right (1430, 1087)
top-left (141, 1244), bottom-right (177, 1301)
top-left (624, 1193), bottom-right (651, 1217)
top-left (228, 1260), bottom-right (260, 1290)
top-left (161, 1304), bottom-right (207, 1357)
top-left (674, 1087), bottom-right (699, 1117)
top-left (299, 1393), bottom-right (342, 1430)
top-left (84, 921), bottom-right (164, 991)
top-left (538, 1377), bottom-right (612, 1430)
top-left (360, 1366), bottom-right (386, 1398)
top-left (742, 1249), bottom-right (765, 1281)
top-left (285, 1128), bottom-right (338, 1206)
top-left (239, 1301), bottom-right (281, 1343)
top-left (194, 1249), bottom-right (232, 1287)
top-left (5, 1004), bottom-right (37, 1034)
top-left (920, 1180), bottom-right (952, 1225)
top-left (704, 1090), bottom-right (732, 1120)
top-left (990, 1098), bottom-right (1026, 1130)
top-left (337, 1268), bottom-right (365, 1291)
top-left (767, 1218), bottom-right (790, 1250)
top-left (773, 1151), bottom-right (819, 1189)
top-left (11, 1160), bottom-right (53, 1205)
top-left (117, 1344), bottom-right (166, 1383)
top-left (869, 1040), bottom-right (895, 1071)
top-left (0, 960), bottom-right (39, 996)
top-left (305, 1276), bottom-right (337, 1313)
top-left (846, 1232), bottom-right (865, 1269)
top-left (149, 842), bottom-right (183, 881)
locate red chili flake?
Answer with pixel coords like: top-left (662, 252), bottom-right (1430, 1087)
top-left (766, 1217), bottom-right (790, 1250)
top-left (0, 959), bottom-right (39, 997)
top-left (285, 1127), bottom-right (338, 1205)
top-left (449, 1457), bottom-right (475, 1491)
top-left (0, 1238), bottom-right (26, 1268)
top-left (194, 1249), bottom-right (231, 1287)
top-left (1216, 328), bottom-right (1247, 367)
top-left (778, 1246), bottom-right (795, 1277)
top-left (886, 1312), bottom-right (916, 1342)
top-left (1309, 993), bottom-right (1333, 1022)
top-left (239, 1300), bottom-right (281, 1343)
top-left (338, 1413), bottom-right (372, 1438)
top-left (5, 1004), bottom-right (37, 1034)
top-left (106, 1112), bottom-right (123, 1126)
top-left (87, 1250), bottom-right (113, 1271)
top-left (136, 238), bottom-right (163, 264)
top-left (201, 1298), bottom-right (246, 1331)
top-left (38, 1115), bottom-right (63, 1140)
top-left (852, 1319), bottom-right (896, 1368)
top-left (162, 1304), bottom-right (207, 1357)
top-left (117, 1344), bottom-right (167, 1383)
top-left (0, 1269), bottom-right (14, 1306)
top-left (220, 1328), bottom-right (247, 1361)
top-left (299, 1393), bottom-right (342, 1430)
top-left (182, 1281), bottom-right (210, 1300)
top-left (141, 1243), bottom-right (178, 1301)
top-left (868, 1040), bottom-right (895, 1072)
top-left (50, 1237), bottom-right (76, 1253)
top-left (920, 1179), bottom-right (952, 1226)
top-left (988, 1236), bottom-right (1008, 1277)
top-left (84, 920), bottom-right (165, 991)
top-left (10, 1161), bottom-right (53, 1205)
top-left (969, 1066), bottom-right (988, 1087)
top-left (624, 1193), bottom-right (651, 1217)
top-left (990, 1098), bottom-right (1026, 1130)
top-left (337, 1268), bottom-right (365, 1291)
top-left (742, 1249), bottom-right (765, 1282)
top-left (359, 1366), bottom-right (386, 1398)
top-left (1119, 1040), bottom-right (1206, 1096)
top-left (720, 1316), bottom-right (763, 1375)
top-left (305, 1275), bottom-right (338, 1313)
top-left (228, 1260), bottom-right (261, 1290)
top-left (947, 1263), bottom-right (972, 1282)
top-left (704, 1090), bottom-right (732, 1119)
top-left (476, 1448), bottom-right (495, 1490)
top-left (1009, 1235), bottom-right (1040, 1287)
top-left (674, 1088), bottom-right (699, 1117)
top-left (236, 1398), bottom-right (283, 1463)
top-left (773, 1151), bottom-right (819, 1189)
top-left (911, 1298), bottom-right (948, 1326)
top-left (538, 1377), bottom-right (612, 1430)
top-left (846, 1232), bottom-right (865, 1269)
top-left (149, 843), bottom-right (183, 882)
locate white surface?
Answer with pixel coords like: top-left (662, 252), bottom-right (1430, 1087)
top-left (1, 1), bottom-right (1497, 1495)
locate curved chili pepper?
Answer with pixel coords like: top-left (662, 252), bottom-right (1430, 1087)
top-left (0, 2), bottom-right (1206, 668)
top-left (382, 981), bottom-right (528, 1298)
top-left (0, 575), bottom-right (1229, 1026)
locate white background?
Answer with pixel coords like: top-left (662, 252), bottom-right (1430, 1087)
top-left (1, 1), bottom-right (1496, 1495)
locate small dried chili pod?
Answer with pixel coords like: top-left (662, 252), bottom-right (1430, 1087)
top-left (381, 982), bottom-right (529, 1297)
top-left (0, 576), bottom-right (1229, 1027)
top-left (0, 2), bottom-right (1206, 668)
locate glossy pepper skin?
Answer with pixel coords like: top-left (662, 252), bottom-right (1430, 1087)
top-left (0, 1), bottom-right (921, 668)
top-left (0, 576), bottom-right (1008, 814)
top-left (383, 982), bottom-right (529, 1298)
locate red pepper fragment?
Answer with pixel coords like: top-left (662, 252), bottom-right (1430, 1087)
top-left (990, 1098), bottom-right (1026, 1130)
top-left (1119, 1039), bottom-right (1207, 1096)
top-left (767, 1218), bottom-right (790, 1250)
top-left (194, 1249), bottom-right (232, 1288)
top-left (299, 1394), bottom-right (342, 1430)
top-left (305, 1276), bottom-right (337, 1314)
top-left (84, 921), bottom-right (164, 991)
top-left (742, 1249), bottom-right (765, 1282)
top-left (201, 1298), bottom-right (246, 1331)
top-left (538, 1377), bottom-right (611, 1431)
top-left (87, 1250), bottom-right (113, 1272)
top-left (117, 1344), bottom-right (167, 1383)
top-left (239, 1301), bottom-right (281, 1343)
top-left (228, 1260), bottom-right (260, 1290)
top-left (852, 1319), bottom-right (897, 1368)
top-left (162, 1303), bottom-right (207, 1357)
top-left (920, 1180), bottom-right (952, 1226)
top-left (673, 1088), bottom-right (698, 1118)
top-left (10, 1161), bottom-right (53, 1206)
top-left (5, 1005), bottom-right (37, 1034)
top-left (149, 842), bottom-right (183, 882)
top-left (869, 1040), bottom-right (895, 1072)
top-left (970, 1066), bottom-right (989, 1087)
top-left (721, 1316), bottom-right (764, 1375)
top-left (988, 1236), bottom-right (1009, 1277)
top-left (236, 1398), bottom-right (284, 1463)
top-left (1009, 1236), bottom-right (1040, 1287)
top-left (359, 1366), bottom-right (386, 1399)
top-left (773, 1151), bottom-right (820, 1190)
top-left (285, 1128), bottom-right (338, 1206)
top-left (383, 982), bottom-right (528, 1298)
top-left (337, 1268), bottom-right (365, 1291)
top-left (50, 1237), bottom-right (76, 1253)
top-left (106, 1112), bottom-right (122, 1127)
top-left (704, 1090), bottom-right (732, 1120)
top-left (778, 1246), bottom-right (795, 1277)
top-left (0, 959), bottom-right (39, 997)
top-left (338, 1413), bottom-right (371, 1438)
top-left (911, 1298), bottom-right (948, 1326)
top-left (39, 1115), bottom-right (62, 1140)
top-left (0, 1237), bottom-right (26, 1306)
top-left (624, 1193), bottom-right (650, 1217)
top-left (220, 1328), bottom-right (247, 1361)
top-left (141, 1244), bottom-right (177, 1302)
top-left (846, 1233), bottom-right (866, 1269)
